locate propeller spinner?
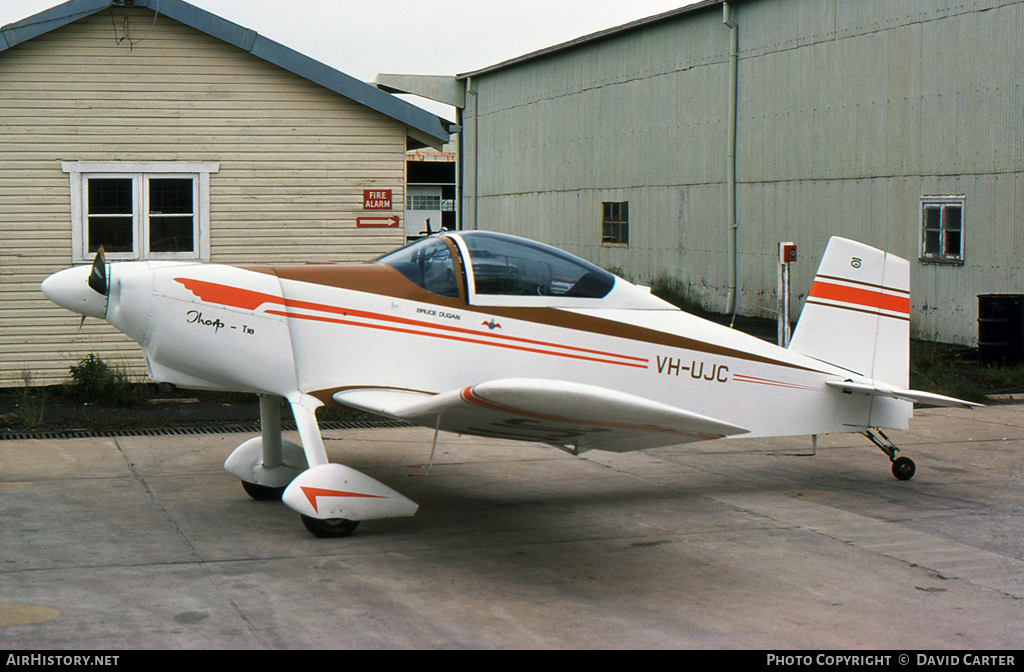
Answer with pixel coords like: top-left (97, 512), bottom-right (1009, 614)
top-left (40, 248), bottom-right (111, 320)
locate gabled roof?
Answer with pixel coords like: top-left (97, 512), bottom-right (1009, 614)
top-left (0, 0), bottom-right (449, 147)
top-left (457, 0), bottom-right (721, 80)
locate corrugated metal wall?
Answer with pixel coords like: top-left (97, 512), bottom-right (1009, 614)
top-left (462, 0), bottom-right (1024, 345)
top-left (464, 5), bottom-right (730, 305)
top-left (0, 7), bottom-right (408, 386)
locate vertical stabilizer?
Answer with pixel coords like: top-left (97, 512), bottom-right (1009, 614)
top-left (788, 237), bottom-right (910, 388)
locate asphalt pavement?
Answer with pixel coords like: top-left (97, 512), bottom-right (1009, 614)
top-left (0, 403), bottom-right (1021, 649)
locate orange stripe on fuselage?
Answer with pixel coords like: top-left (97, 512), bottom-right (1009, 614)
top-left (732, 373), bottom-right (819, 391)
top-left (808, 280), bottom-right (910, 315)
top-left (265, 309), bottom-right (649, 369)
top-left (174, 277), bottom-right (648, 369)
top-left (176, 277), bottom-right (279, 310)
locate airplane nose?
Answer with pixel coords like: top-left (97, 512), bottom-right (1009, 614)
top-left (41, 266), bottom-right (108, 319)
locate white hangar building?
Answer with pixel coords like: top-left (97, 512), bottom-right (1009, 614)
top-left (411, 0), bottom-right (1023, 347)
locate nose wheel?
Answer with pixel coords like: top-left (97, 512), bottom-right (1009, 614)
top-left (863, 429), bottom-right (916, 481)
top-left (241, 480), bottom-right (286, 501)
top-left (300, 515), bottom-right (360, 538)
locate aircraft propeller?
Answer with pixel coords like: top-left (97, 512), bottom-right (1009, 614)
top-left (76, 247), bottom-right (108, 329)
top-left (87, 246), bottom-right (108, 296)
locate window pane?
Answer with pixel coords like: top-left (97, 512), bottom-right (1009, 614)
top-left (88, 178), bottom-right (132, 215)
top-left (149, 178), bottom-right (193, 215)
top-left (603, 220), bottom-right (629, 245)
top-left (408, 194), bottom-right (441, 210)
top-left (922, 206), bottom-right (941, 256)
top-left (150, 216), bottom-right (195, 253)
top-left (376, 237), bottom-right (458, 297)
top-left (602, 221), bottom-right (614, 243)
top-left (944, 230), bottom-right (961, 256)
top-left (88, 216), bottom-right (134, 253)
top-left (463, 231), bottom-right (614, 298)
top-left (86, 178), bottom-right (134, 253)
top-left (943, 205), bottom-right (961, 232)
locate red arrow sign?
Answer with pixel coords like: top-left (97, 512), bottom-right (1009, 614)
top-left (356, 216), bottom-right (400, 228)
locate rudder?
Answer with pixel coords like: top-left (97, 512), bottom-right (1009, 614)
top-left (788, 237), bottom-right (910, 388)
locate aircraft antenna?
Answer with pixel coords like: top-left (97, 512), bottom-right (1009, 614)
top-left (409, 414), bottom-right (442, 477)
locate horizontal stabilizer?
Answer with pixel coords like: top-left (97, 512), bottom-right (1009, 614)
top-left (826, 380), bottom-right (982, 409)
top-left (335, 379), bottom-right (748, 453)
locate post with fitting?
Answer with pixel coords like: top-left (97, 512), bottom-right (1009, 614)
top-left (778, 242), bottom-right (797, 346)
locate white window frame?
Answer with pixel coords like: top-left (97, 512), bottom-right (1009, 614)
top-left (919, 195), bottom-right (965, 265)
top-left (62, 162), bottom-right (218, 263)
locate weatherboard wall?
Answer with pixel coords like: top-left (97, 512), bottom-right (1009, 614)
top-left (0, 7), bottom-right (408, 386)
top-left (462, 0), bottom-right (1024, 345)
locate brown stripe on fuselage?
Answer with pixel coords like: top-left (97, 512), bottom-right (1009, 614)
top-left (237, 262), bottom-right (823, 373)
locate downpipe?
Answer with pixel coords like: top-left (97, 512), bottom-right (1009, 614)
top-left (723, 2), bottom-right (739, 319)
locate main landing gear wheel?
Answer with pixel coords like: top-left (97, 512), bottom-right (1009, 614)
top-left (300, 515), bottom-right (360, 538)
top-left (241, 480), bottom-right (286, 501)
top-left (891, 456), bottom-right (916, 481)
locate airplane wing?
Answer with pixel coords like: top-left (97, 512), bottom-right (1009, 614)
top-left (334, 378), bottom-right (748, 453)
top-left (825, 380), bottom-right (982, 408)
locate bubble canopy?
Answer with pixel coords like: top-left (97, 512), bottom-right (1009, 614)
top-left (377, 231), bottom-right (615, 300)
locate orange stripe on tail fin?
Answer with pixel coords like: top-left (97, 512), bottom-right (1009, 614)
top-left (789, 237), bottom-right (910, 390)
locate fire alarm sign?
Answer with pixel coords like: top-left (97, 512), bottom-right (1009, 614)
top-left (363, 189), bottom-right (392, 210)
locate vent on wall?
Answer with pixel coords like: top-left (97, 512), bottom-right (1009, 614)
top-left (0, 418), bottom-right (409, 441)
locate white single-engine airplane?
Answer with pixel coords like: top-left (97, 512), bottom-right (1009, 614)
top-left (42, 231), bottom-right (977, 537)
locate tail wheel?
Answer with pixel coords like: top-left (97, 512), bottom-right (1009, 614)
top-left (300, 515), bottom-right (360, 538)
top-left (891, 456), bottom-right (916, 481)
top-left (865, 430), bottom-right (917, 481)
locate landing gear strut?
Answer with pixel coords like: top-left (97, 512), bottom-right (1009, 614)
top-left (225, 394), bottom-right (308, 500)
top-left (227, 392), bottom-right (419, 537)
top-left (863, 429), bottom-right (916, 481)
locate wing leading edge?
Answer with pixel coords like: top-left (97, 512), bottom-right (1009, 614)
top-left (334, 378), bottom-right (748, 453)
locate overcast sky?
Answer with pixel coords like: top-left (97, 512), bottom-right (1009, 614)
top-left (2, 0), bottom-right (701, 116)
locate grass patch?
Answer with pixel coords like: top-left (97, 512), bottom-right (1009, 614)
top-left (910, 341), bottom-right (1024, 403)
top-left (64, 354), bottom-right (152, 407)
top-left (17, 371), bottom-right (46, 428)
top-left (647, 274), bottom-right (715, 317)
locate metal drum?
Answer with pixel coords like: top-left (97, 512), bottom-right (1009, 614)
top-left (977, 294), bottom-right (1024, 364)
